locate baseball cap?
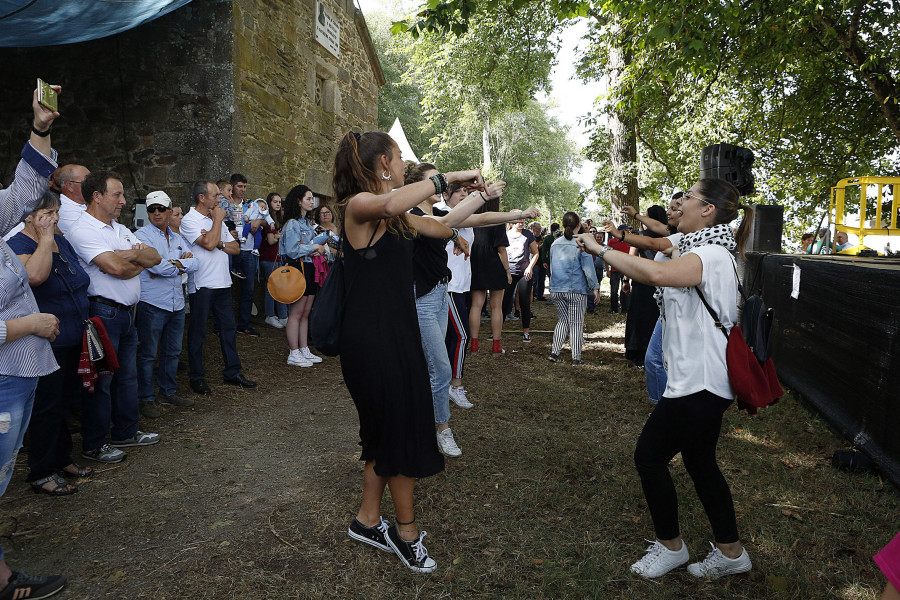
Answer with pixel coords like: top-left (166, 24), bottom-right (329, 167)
top-left (146, 191), bottom-right (172, 208)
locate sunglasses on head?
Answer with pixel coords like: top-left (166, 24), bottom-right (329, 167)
top-left (147, 205), bottom-right (170, 213)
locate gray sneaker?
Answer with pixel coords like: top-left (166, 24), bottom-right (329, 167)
top-left (139, 401), bottom-right (161, 419)
top-left (159, 393), bottom-right (194, 407)
top-left (82, 443), bottom-right (126, 463)
top-left (110, 430), bottom-right (160, 447)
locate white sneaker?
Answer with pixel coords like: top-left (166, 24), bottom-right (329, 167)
top-left (301, 347), bottom-right (323, 363)
top-left (287, 349), bottom-right (312, 367)
top-left (687, 543), bottom-right (752, 579)
top-left (448, 386), bottom-right (474, 409)
top-left (630, 539), bottom-right (690, 578)
top-left (278, 317), bottom-right (288, 327)
top-left (436, 428), bottom-right (462, 457)
top-left (265, 316), bottom-right (285, 329)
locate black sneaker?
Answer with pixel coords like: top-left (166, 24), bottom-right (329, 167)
top-left (522, 332), bottom-right (531, 343)
top-left (572, 359), bottom-right (584, 366)
top-left (348, 517), bottom-right (392, 552)
top-left (386, 525), bottom-right (436, 573)
top-left (0, 570), bottom-right (66, 600)
top-left (548, 353), bottom-right (559, 362)
top-left (237, 327), bottom-right (260, 337)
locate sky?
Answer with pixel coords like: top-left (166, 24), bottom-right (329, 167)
top-left (354, 0), bottom-right (603, 193)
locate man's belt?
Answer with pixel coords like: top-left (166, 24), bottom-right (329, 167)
top-left (88, 296), bottom-right (135, 311)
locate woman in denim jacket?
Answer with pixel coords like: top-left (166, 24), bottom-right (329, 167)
top-left (279, 185), bottom-right (329, 367)
top-left (548, 212), bottom-right (600, 365)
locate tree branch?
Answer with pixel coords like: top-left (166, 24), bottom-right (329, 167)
top-left (635, 120), bottom-right (676, 179)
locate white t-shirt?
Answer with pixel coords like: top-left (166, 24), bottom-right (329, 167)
top-left (445, 227), bottom-right (475, 293)
top-left (653, 232), bottom-right (683, 263)
top-left (58, 193), bottom-right (87, 234)
top-left (661, 244), bottom-right (737, 400)
top-left (180, 208), bottom-right (232, 290)
top-left (66, 212), bottom-right (142, 305)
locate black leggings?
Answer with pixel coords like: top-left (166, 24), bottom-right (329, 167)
top-left (501, 274), bottom-right (532, 329)
top-left (633, 390), bottom-right (739, 543)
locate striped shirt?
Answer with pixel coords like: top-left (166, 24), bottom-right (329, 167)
top-left (0, 142), bottom-right (60, 377)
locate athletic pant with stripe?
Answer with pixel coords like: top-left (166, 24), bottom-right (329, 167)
top-left (550, 292), bottom-right (587, 360)
top-left (445, 291), bottom-right (470, 379)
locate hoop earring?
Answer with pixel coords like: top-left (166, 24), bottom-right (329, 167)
top-left (381, 170), bottom-right (392, 181)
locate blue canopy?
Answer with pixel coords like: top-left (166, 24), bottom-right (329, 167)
top-left (0, 0), bottom-right (193, 47)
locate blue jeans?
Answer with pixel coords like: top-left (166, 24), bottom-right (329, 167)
top-left (644, 318), bottom-right (666, 403)
top-left (188, 287), bottom-right (242, 380)
top-left (83, 300), bottom-right (139, 451)
top-left (136, 302), bottom-right (185, 402)
top-left (0, 374), bottom-right (37, 561)
top-left (260, 260), bottom-right (288, 319)
top-left (236, 250), bottom-right (258, 330)
top-left (415, 283), bottom-right (451, 425)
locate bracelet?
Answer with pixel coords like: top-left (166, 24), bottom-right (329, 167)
top-left (447, 228), bottom-right (459, 242)
top-left (479, 192), bottom-right (488, 201)
top-left (619, 229), bottom-right (626, 241)
top-left (31, 121), bottom-right (51, 137)
top-left (598, 246), bottom-right (611, 259)
top-left (429, 173), bottom-right (448, 195)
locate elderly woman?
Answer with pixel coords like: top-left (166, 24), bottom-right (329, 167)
top-left (9, 192), bottom-right (92, 495)
top-left (579, 178), bottom-right (754, 580)
top-left (0, 84), bottom-right (67, 598)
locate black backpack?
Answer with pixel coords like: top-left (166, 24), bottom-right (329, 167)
top-left (740, 256), bottom-right (774, 363)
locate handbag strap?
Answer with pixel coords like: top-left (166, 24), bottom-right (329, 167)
top-left (53, 250), bottom-right (90, 323)
top-left (695, 286), bottom-right (730, 341)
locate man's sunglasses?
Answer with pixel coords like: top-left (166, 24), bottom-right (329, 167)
top-left (147, 205), bottom-right (170, 213)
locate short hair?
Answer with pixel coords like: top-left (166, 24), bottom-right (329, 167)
top-left (549, 222), bottom-right (560, 232)
top-left (216, 179), bottom-right (231, 189)
top-left (230, 173), bottom-right (248, 186)
top-left (192, 181), bottom-right (214, 205)
top-left (801, 233), bottom-right (814, 242)
top-left (29, 190), bottom-right (61, 217)
top-left (82, 170), bottom-right (122, 205)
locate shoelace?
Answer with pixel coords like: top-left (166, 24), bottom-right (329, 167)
top-left (376, 517), bottom-right (389, 536)
top-left (635, 540), bottom-right (664, 567)
top-left (410, 531), bottom-right (429, 563)
top-left (12, 571), bottom-right (44, 585)
top-left (695, 543), bottom-right (725, 573)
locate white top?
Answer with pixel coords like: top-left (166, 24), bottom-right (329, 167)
top-left (653, 232), bottom-right (683, 263)
top-left (180, 207), bottom-right (232, 290)
top-left (58, 193), bottom-right (86, 234)
top-left (445, 226), bottom-right (475, 293)
top-left (661, 244), bottom-right (737, 400)
top-left (66, 211), bottom-right (142, 305)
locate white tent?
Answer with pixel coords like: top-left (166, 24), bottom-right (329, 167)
top-left (388, 118), bottom-right (420, 163)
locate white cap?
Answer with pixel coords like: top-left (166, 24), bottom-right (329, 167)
top-left (146, 190), bottom-right (172, 208)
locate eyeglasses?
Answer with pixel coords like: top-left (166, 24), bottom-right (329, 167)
top-left (57, 251), bottom-right (76, 275)
top-left (682, 192), bottom-right (713, 206)
top-left (146, 205), bottom-right (170, 213)
top-left (67, 180), bottom-right (84, 186)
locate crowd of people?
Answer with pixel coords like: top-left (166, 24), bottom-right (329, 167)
top-left (3, 84), bottom-right (897, 598)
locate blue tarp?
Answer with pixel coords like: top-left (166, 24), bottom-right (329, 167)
top-left (0, 0), bottom-right (193, 47)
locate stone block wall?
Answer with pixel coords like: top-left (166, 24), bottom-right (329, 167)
top-left (0, 0), bottom-right (382, 222)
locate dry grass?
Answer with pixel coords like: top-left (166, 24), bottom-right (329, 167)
top-left (2, 297), bottom-right (896, 599)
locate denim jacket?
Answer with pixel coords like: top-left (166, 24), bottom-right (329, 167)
top-left (549, 236), bottom-right (599, 294)
top-left (279, 217), bottom-right (329, 263)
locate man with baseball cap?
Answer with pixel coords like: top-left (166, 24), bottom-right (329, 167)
top-left (134, 191), bottom-right (199, 418)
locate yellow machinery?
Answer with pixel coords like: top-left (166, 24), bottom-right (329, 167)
top-left (829, 177), bottom-right (900, 255)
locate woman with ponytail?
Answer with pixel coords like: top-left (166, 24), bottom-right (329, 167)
top-left (334, 131), bottom-right (485, 574)
top-left (578, 178), bottom-right (755, 580)
top-left (547, 212), bottom-right (600, 365)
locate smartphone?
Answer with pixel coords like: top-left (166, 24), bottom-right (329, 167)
top-left (37, 79), bottom-right (58, 112)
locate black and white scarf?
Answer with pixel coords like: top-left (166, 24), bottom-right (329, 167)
top-left (654, 224), bottom-right (737, 314)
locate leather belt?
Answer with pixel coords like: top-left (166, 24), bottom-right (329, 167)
top-left (88, 296), bottom-right (135, 311)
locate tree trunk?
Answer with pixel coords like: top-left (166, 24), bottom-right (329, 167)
top-left (607, 22), bottom-right (639, 216)
top-left (482, 116), bottom-right (493, 173)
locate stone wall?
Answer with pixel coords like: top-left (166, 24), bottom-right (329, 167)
top-left (0, 0), bottom-right (382, 220)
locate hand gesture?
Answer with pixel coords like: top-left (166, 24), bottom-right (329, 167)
top-left (600, 220), bottom-right (617, 233)
top-left (33, 212), bottom-right (55, 241)
top-left (33, 84), bottom-right (61, 131)
top-left (575, 233), bottom-right (603, 255)
top-left (521, 206), bottom-right (540, 220)
top-left (180, 251), bottom-right (193, 259)
top-left (447, 169), bottom-right (485, 192)
top-left (230, 230), bottom-right (240, 241)
top-left (620, 206), bottom-right (637, 218)
top-left (452, 235), bottom-right (470, 258)
top-left (211, 205), bottom-right (227, 222)
top-left (662, 246), bottom-right (680, 259)
top-left (312, 244), bottom-right (325, 256)
top-left (29, 313), bottom-right (59, 342)
top-left (483, 180), bottom-right (506, 200)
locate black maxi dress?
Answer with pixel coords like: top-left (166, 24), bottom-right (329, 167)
top-left (470, 224), bottom-right (509, 291)
top-left (339, 226), bottom-right (445, 479)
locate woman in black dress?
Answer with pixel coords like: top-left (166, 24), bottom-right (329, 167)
top-left (468, 197), bottom-right (511, 354)
top-left (334, 131), bottom-right (484, 573)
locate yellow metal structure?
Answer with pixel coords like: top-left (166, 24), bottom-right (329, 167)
top-left (830, 177), bottom-right (900, 253)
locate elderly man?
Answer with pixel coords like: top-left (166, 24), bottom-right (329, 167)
top-left (835, 231), bottom-right (854, 252)
top-left (56, 164), bottom-right (90, 234)
top-left (134, 191), bottom-right (199, 418)
top-left (66, 171), bottom-right (162, 463)
top-left (181, 181), bottom-right (256, 394)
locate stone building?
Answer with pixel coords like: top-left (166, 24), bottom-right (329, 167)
top-left (0, 0), bottom-right (384, 220)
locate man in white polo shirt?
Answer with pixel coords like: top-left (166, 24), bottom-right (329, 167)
top-left (56, 163), bottom-right (90, 234)
top-left (181, 180), bottom-right (257, 394)
top-left (66, 170), bottom-right (162, 464)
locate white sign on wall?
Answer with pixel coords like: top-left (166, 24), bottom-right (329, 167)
top-left (315, 1), bottom-right (340, 58)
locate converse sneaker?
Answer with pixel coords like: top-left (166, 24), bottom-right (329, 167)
top-left (300, 347), bottom-right (323, 364)
top-left (265, 315), bottom-right (285, 329)
top-left (548, 353), bottom-right (559, 362)
top-left (82, 443), bottom-right (126, 464)
top-left (386, 526), bottom-right (437, 573)
top-left (278, 317), bottom-right (288, 327)
top-left (522, 331), bottom-right (531, 342)
top-left (348, 516), bottom-right (392, 552)
top-left (448, 386), bottom-right (474, 409)
top-left (287, 349), bottom-right (312, 367)
top-left (687, 543), bottom-right (752, 579)
top-left (110, 430), bottom-right (160, 447)
top-left (630, 539), bottom-right (690, 578)
top-left (0, 570), bottom-right (66, 600)
top-left (436, 428), bottom-right (462, 457)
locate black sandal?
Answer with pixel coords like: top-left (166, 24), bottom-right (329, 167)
top-left (30, 474), bottom-right (78, 496)
top-left (58, 463), bottom-right (94, 478)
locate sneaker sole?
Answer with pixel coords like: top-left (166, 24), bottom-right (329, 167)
top-left (450, 401), bottom-right (474, 409)
top-left (385, 534), bottom-right (437, 574)
top-left (287, 360), bottom-right (313, 367)
top-left (110, 438), bottom-right (160, 448)
top-left (348, 528), bottom-right (392, 553)
top-left (687, 560), bottom-right (752, 579)
top-left (631, 554), bottom-right (690, 578)
top-left (81, 452), bottom-right (125, 464)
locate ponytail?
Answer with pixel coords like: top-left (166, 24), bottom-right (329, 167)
top-left (734, 203), bottom-right (755, 258)
top-left (562, 211), bottom-right (580, 240)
